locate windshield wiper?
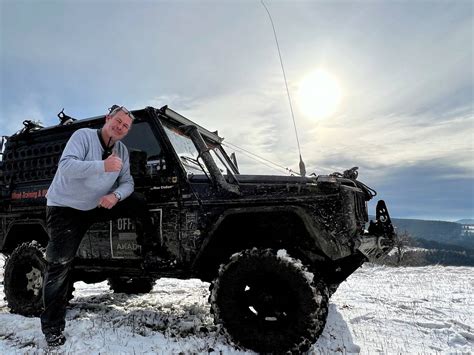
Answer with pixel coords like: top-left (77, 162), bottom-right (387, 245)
top-left (180, 155), bottom-right (211, 181)
top-left (180, 155), bottom-right (201, 169)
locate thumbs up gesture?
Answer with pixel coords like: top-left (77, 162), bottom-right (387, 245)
top-left (104, 152), bottom-right (123, 172)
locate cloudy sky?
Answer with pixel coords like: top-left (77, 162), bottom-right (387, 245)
top-left (1, 0), bottom-right (473, 221)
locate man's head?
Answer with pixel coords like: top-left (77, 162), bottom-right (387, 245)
top-left (102, 106), bottom-right (135, 142)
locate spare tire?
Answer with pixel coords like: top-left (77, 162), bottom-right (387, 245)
top-left (4, 242), bottom-right (46, 316)
top-left (210, 248), bottom-right (329, 353)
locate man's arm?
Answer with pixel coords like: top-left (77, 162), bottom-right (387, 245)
top-left (58, 130), bottom-right (104, 177)
top-left (113, 145), bottom-right (134, 199)
top-left (98, 145), bottom-right (134, 208)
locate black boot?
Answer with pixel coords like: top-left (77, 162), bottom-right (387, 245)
top-left (45, 331), bottom-right (66, 347)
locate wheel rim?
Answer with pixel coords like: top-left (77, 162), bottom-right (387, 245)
top-left (25, 266), bottom-right (43, 296)
top-left (241, 277), bottom-right (295, 325)
top-left (10, 260), bottom-right (44, 300)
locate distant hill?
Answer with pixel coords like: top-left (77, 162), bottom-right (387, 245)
top-left (455, 219), bottom-right (474, 224)
top-left (413, 238), bottom-right (474, 266)
top-left (371, 217), bottom-right (474, 250)
top-left (392, 218), bottom-right (461, 240)
top-left (366, 217), bottom-right (474, 266)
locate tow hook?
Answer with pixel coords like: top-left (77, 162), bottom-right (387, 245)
top-left (356, 200), bottom-right (396, 258)
top-left (368, 200), bottom-right (395, 239)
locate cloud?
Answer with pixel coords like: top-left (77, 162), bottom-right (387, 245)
top-left (1, 0), bottom-right (472, 220)
top-left (307, 106), bottom-right (473, 174)
top-left (368, 160), bottom-right (474, 221)
top-left (0, 94), bottom-right (50, 136)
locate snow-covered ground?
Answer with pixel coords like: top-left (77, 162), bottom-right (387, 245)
top-left (0, 255), bottom-right (472, 354)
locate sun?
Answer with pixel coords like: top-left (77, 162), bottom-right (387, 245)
top-left (297, 69), bottom-right (342, 119)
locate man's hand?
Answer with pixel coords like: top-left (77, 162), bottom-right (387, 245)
top-left (104, 153), bottom-right (122, 172)
top-left (98, 193), bottom-right (119, 209)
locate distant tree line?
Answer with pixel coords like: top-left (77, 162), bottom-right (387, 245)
top-left (370, 230), bottom-right (474, 267)
top-left (391, 218), bottom-right (474, 249)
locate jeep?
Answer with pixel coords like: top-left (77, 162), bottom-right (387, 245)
top-left (0, 106), bottom-right (395, 353)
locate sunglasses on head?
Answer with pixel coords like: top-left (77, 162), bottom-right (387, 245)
top-left (108, 105), bottom-right (135, 120)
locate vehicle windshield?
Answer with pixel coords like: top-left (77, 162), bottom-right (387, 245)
top-left (162, 124), bottom-right (235, 177)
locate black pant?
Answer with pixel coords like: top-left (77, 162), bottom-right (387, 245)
top-left (40, 192), bottom-right (157, 335)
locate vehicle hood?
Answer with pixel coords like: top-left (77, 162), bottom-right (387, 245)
top-left (187, 174), bottom-right (357, 201)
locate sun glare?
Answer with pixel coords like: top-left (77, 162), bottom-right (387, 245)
top-left (297, 69), bottom-right (342, 120)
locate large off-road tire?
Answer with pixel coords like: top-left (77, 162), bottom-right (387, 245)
top-left (3, 242), bottom-right (46, 316)
top-left (210, 248), bottom-right (329, 353)
top-left (107, 277), bottom-right (155, 294)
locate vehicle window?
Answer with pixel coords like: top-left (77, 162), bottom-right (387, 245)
top-left (122, 121), bottom-right (161, 157)
top-left (208, 146), bottom-right (228, 174)
top-left (162, 123), bottom-right (238, 177)
top-left (122, 121), bottom-right (166, 177)
top-left (162, 124), bottom-right (208, 175)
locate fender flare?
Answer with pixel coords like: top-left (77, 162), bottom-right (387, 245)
top-left (2, 219), bottom-right (48, 251)
top-left (192, 205), bottom-right (342, 271)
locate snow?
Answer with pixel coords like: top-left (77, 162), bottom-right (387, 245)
top-left (0, 255), bottom-right (473, 354)
top-left (331, 264), bottom-right (473, 354)
top-left (276, 249), bottom-right (315, 284)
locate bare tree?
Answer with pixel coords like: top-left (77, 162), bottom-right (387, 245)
top-left (393, 230), bottom-right (414, 265)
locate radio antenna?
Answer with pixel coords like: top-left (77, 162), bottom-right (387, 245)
top-left (261, 0), bottom-right (306, 176)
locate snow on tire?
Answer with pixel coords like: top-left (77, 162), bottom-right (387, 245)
top-left (209, 248), bottom-right (329, 353)
top-left (4, 242), bottom-right (46, 316)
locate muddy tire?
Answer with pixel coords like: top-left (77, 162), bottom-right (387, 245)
top-left (4, 242), bottom-right (46, 316)
top-left (108, 277), bottom-right (155, 294)
top-left (209, 248), bottom-right (329, 353)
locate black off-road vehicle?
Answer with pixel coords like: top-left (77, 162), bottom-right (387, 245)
top-left (0, 106), bottom-right (394, 353)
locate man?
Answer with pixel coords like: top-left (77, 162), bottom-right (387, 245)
top-left (41, 105), bottom-right (160, 346)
